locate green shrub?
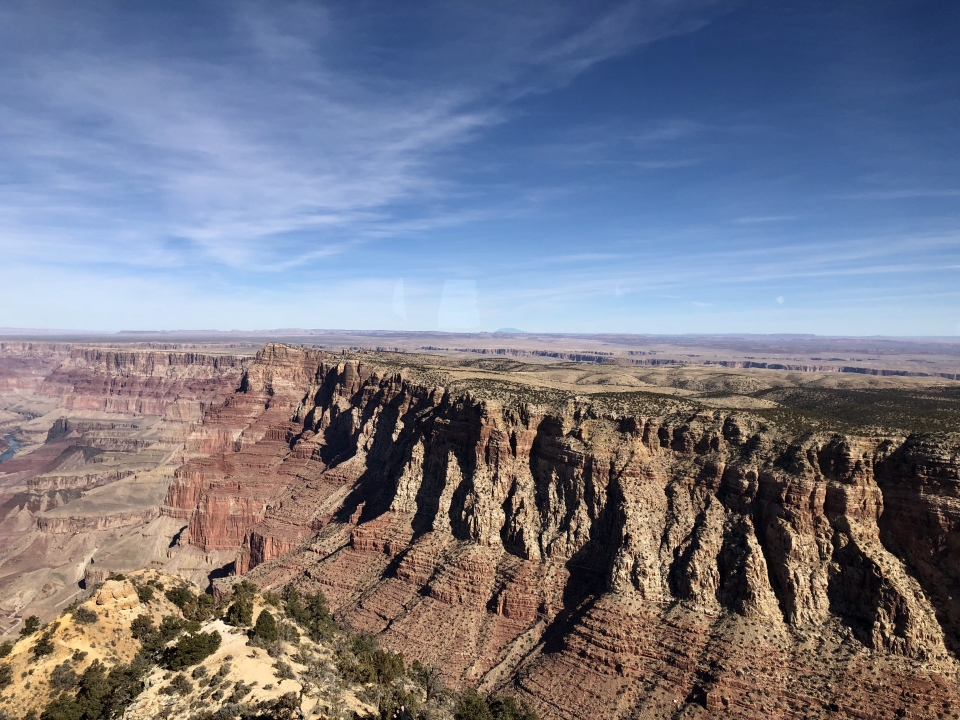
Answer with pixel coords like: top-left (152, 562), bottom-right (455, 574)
top-left (251, 610), bottom-right (279, 643)
top-left (49, 661), bottom-right (78, 695)
top-left (451, 691), bottom-right (538, 720)
top-left (337, 652), bottom-right (374, 685)
top-left (350, 632), bottom-right (377, 657)
top-left (378, 685), bottom-right (419, 720)
top-left (232, 580), bottom-right (258, 601)
top-left (39, 694), bottom-right (83, 720)
top-left (487, 695), bottom-right (538, 720)
top-left (455, 689), bottom-right (494, 720)
top-left (262, 591), bottom-right (282, 608)
top-left (223, 598), bottom-right (252, 627)
top-left (228, 680), bottom-right (252, 703)
top-left (157, 615), bottom-right (188, 642)
top-left (0, 641), bottom-right (12, 658)
top-left (40, 659), bottom-right (147, 720)
top-left (0, 663), bottom-right (12, 690)
top-left (195, 594), bottom-right (214, 618)
top-left (130, 614), bottom-right (155, 641)
top-left (273, 660), bottom-right (294, 681)
top-left (337, 634), bottom-right (404, 686)
top-left (164, 585), bottom-right (215, 621)
top-left (282, 586), bottom-right (336, 641)
top-left (165, 586), bottom-right (195, 610)
top-left (103, 663), bottom-right (148, 716)
top-left (191, 665), bottom-right (208, 680)
top-left (74, 660), bottom-right (111, 718)
top-left (221, 579), bottom-right (258, 627)
top-left (31, 631), bottom-right (56, 659)
top-left (165, 631), bottom-right (222, 670)
top-left (135, 585), bottom-right (155, 603)
top-left (20, 615), bottom-right (41, 636)
top-left (135, 614), bottom-right (190, 661)
top-left (159, 673), bottom-right (193, 696)
top-left (71, 607), bottom-right (98, 625)
top-left (372, 649), bottom-right (404, 685)
top-left (278, 621), bottom-right (300, 645)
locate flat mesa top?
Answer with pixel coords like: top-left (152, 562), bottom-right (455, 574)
top-left (4, 330), bottom-right (960, 377)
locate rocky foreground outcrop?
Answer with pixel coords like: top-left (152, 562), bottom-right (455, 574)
top-left (158, 344), bottom-right (960, 718)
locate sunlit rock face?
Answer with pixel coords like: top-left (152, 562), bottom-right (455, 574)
top-left (165, 344), bottom-right (960, 719)
top-left (40, 347), bottom-right (248, 419)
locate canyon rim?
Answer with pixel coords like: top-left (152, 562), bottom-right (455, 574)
top-left (3, 334), bottom-right (960, 718)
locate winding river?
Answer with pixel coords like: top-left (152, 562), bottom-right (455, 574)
top-left (0, 434), bottom-right (19, 463)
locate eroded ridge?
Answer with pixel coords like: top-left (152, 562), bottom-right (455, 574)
top-left (154, 344), bottom-right (960, 719)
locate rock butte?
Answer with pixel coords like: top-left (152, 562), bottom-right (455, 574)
top-left (3, 339), bottom-right (960, 718)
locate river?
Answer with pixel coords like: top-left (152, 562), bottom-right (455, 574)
top-left (0, 434), bottom-right (19, 463)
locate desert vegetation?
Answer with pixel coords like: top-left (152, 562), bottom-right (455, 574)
top-left (0, 572), bottom-right (537, 720)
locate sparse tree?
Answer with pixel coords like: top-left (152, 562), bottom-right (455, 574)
top-left (164, 631), bottom-right (222, 670)
top-left (224, 596), bottom-right (253, 627)
top-left (71, 607), bottom-right (98, 625)
top-left (31, 631), bottom-right (55, 659)
top-left (20, 615), bottom-right (41, 636)
top-left (252, 610), bottom-right (279, 643)
top-left (455, 689), bottom-right (494, 720)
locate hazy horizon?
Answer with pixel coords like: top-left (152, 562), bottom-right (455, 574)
top-left (2, 1), bottom-right (958, 335)
top-left (6, 326), bottom-right (960, 343)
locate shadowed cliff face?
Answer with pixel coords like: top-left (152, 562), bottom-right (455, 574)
top-left (167, 345), bottom-right (960, 719)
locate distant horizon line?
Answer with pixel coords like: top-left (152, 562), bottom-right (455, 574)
top-left (2, 327), bottom-right (960, 342)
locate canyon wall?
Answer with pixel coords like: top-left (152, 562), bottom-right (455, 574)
top-left (0, 342), bottom-right (71, 392)
top-left (165, 344), bottom-right (960, 719)
top-left (40, 347), bottom-right (249, 421)
top-left (0, 344), bottom-right (251, 633)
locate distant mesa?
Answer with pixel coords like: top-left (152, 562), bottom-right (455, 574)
top-left (495, 327), bottom-right (528, 334)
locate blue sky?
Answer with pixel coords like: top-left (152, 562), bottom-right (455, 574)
top-left (1, 1), bottom-right (958, 334)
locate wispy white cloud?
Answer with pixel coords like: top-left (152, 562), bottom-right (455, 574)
top-left (0, 1), bottom-right (733, 276)
top-left (736, 215), bottom-right (798, 224)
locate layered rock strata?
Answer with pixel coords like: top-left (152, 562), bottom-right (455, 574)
top-left (0, 342), bottom-right (72, 392)
top-left (40, 347), bottom-right (248, 421)
top-left (0, 345), bottom-right (251, 633)
top-left (36, 508), bottom-right (160, 534)
top-left (163, 344), bottom-right (960, 719)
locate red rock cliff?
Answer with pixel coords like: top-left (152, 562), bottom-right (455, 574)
top-left (40, 347), bottom-right (248, 420)
top-left (173, 344), bottom-right (960, 719)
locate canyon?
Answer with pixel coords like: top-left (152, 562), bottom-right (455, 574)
top-left (3, 334), bottom-right (960, 718)
top-left (0, 342), bottom-right (250, 633)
